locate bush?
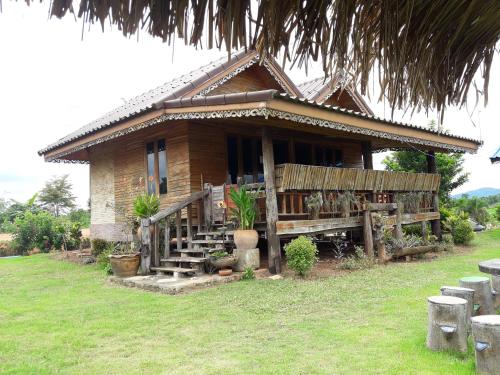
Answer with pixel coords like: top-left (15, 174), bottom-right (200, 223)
top-left (91, 238), bottom-right (109, 256)
top-left (242, 267), bottom-right (255, 280)
top-left (0, 241), bottom-right (18, 257)
top-left (53, 219), bottom-right (82, 250)
top-left (12, 211), bottom-right (55, 253)
top-left (96, 243), bottom-right (114, 274)
top-left (496, 205), bottom-right (500, 221)
top-left (402, 224), bottom-right (422, 236)
top-left (445, 213), bottom-right (474, 245)
top-left (284, 236), bottom-right (318, 276)
top-left (339, 246), bottom-right (374, 270)
top-left (80, 237), bottom-right (91, 249)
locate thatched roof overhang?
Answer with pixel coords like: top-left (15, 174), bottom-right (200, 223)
top-left (17, 0), bottom-right (500, 116)
top-left (41, 90), bottom-right (481, 163)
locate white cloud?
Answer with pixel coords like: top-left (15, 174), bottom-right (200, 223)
top-left (0, 1), bottom-right (498, 208)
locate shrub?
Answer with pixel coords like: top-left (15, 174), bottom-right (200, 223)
top-left (80, 237), bottom-right (91, 249)
top-left (133, 194), bottom-right (160, 219)
top-left (0, 241), bottom-right (18, 257)
top-left (284, 236), bottom-right (318, 276)
top-left (339, 246), bottom-right (374, 270)
top-left (96, 242), bottom-right (115, 274)
top-left (496, 205), bottom-right (500, 221)
top-left (91, 238), bottom-right (109, 256)
top-left (445, 213), bottom-right (474, 245)
top-left (12, 211), bottom-right (55, 253)
top-left (53, 219), bottom-right (82, 250)
top-left (242, 267), bottom-right (255, 280)
top-left (402, 224), bottom-right (422, 236)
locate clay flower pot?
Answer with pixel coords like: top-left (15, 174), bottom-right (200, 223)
top-left (219, 269), bottom-right (233, 277)
top-left (109, 253), bottom-right (140, 277)
top-left (234, 229), bottom-right (258, 249)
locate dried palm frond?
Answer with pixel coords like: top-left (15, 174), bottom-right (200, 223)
top-left (13, 0), bottom-right (500, 118)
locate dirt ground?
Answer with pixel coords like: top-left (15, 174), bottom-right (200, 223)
top-left (0, 233), bottom-right (13, 242)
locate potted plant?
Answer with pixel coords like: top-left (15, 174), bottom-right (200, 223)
top-left (229, 186), bottom-right (259, 249)
top-left (207, 250), bottom-right (237, 274)
top-left (108, 242), bottom-right (141, 277)
top-left (133, 193), bottom-right (160, 238)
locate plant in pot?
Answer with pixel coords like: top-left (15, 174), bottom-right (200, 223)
top-left (229, 186), bottom-right (259, 249)
top-left (207, 250), bottom-right (237, 275)
top-left (133, 193), bottom-right (160, 238)
top-left (108, 242), bottom-right (141, 278)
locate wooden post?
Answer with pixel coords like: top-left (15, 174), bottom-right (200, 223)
top-left (421, 220), bottom-right (428, 244)
top-left (361, 141), bottom-right (373, 170)
top-left (140, 218), bottom-right (151, 275)
top-left (426, 151), bottom-right (442, 240)
top-left (164, 217), bottom-right (170, 260)
top-left (186, 203), bottom-right (193, 250)
top-left (363, 208), bottom-right (374, 259)
top-left (262, 127), bottom-right (281, 274)
top-left (176, 210), bottom-right (182, 252)
top-left (371, 213), bottom-right (387, 264)
top-left (391, 204), bottom-right (403, 242)
top-left (153, 222), bottom-right (160, 267)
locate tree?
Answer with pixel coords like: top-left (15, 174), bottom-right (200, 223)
top-left (383, 152), bottom-right (468, 203)
top-left (38, 175), bottom-right (76, 216)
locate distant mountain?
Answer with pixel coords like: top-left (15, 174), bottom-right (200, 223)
top-left (453, 187), bottom-right (500, 198)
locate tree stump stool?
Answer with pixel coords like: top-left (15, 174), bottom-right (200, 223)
top-left (492, 276), bottom-right (500, 310)
top-left (459, 276), bottom-right (495, 316)
top-left (440, 286), bottom-right (474, 333)
top-left (471, 315), bottom-right (500, 374)
top-left (426, 296), bottom-right (468, 353)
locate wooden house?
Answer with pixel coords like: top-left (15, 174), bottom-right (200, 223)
top-left (39, 50), bottom-right (481, 274)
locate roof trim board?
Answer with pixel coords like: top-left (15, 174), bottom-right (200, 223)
top-left (43, 91), bottom-right (480, 162)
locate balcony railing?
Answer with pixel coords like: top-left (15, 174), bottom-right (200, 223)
top-left (274, 164), bottom-right (440, 192)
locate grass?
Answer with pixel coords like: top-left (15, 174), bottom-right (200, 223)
top-left (0, 230), bottom-right (499, 375)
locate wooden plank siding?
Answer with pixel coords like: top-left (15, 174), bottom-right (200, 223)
top-left (208, 65), bottom-right (284, 96)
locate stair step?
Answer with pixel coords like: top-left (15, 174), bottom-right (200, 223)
top-left (161, 257), bottom-right (207, 263)
top-left (191, 239), bottom-right (231, 244)
top-left (150, 266), bottom-right (197, 274)
top-left (172, 248), bottom-right (205, 254)
top-left (196, 231), bottom-right (234, 236)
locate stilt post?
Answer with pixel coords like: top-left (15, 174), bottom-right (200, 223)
top-left (262, 127), bottom-right (281, 274)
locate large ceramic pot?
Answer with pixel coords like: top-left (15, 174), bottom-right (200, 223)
top-left (233, 229), bottom-right (258, 249)
top-left (109, 253), bottom-right (140, 277)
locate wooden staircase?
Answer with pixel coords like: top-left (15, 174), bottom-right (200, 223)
top-left (141, 186), bottom-right (234, 276)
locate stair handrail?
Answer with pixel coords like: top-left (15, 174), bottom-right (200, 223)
top-left (149, 190), bottom-right (208, 224)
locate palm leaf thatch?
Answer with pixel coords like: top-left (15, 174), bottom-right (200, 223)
top-left (13, 0), bottom-right (500, 117)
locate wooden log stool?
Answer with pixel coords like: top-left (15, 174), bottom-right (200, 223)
top-left (459, 276), bottom-right (495, 316)
top-left (440, 286), bottom-right (474, 333)
top-left (426, 296), bottom-right (468, 353)
top-left (492, 276), bottom-right (500, 310)
top-left (471, 315), bottom-right (500, 374)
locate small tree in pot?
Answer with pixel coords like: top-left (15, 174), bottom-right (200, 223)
top-left (229, 186), bottom-right (259, 249)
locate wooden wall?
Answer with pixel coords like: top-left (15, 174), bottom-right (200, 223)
top-left (323, 89), bottom-right (362, 113)
top-left (209, 65), bottom-right (283, 95)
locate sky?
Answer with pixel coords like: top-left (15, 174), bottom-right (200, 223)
top-left (0, 2), bottom-right (499, 209)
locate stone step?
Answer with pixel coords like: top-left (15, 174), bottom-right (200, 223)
top-left (195, 231), bottom-right (234, 237)
top-left (191, 239), bottom-right (232, 245)
top-left (150, 266), bottom-right (197, 274)
top-left (161, 256), bottom-right (207, 263)
top-left (172, 248), bottom-right (205, 254)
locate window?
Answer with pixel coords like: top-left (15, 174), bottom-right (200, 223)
top-left (273, 140), bottom-right (289, 165)
top-left (335, 149), bottom-right (344, 168)
top-left (146, 140), bottom-right (168, 195)
top-left (295, 142), bottom-right (312, 165)
top-left (227, 136), bottom-right (239, 184)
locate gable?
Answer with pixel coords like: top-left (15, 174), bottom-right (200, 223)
top-left (323, 88), bottom-right (364, 112)
top-left (207, 64), bottom-right (285, 96)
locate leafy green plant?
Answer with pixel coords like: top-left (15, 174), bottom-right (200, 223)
top-left (12, 211), bottom-right (55, 253)
top-left (210, 250), bottom-right (229, 258)
top-left (133, 194), bottom-right (160, 219)
top-left (445, 212), bottom-right (474, 245)
top-left (339, 246), bottom-right (375, 270)
top-left (241, 267), bottom-right (255, 280)
top-left (96, 243), bottom-right (115, 274)
top-left (284, 236), bottom-right (318, 276)
top-left (496, 205), bottom-right (500, 221)
top-left (229, 186), bottom-right (259, 230)
top-left (91, 238), bottom-right (109, 256)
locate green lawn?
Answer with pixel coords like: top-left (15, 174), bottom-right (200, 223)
top-left (1, 231), bottom-right (499, 375)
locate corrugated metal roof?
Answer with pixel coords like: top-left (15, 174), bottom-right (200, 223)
top-left (39, 50), bottom-right (251, 154)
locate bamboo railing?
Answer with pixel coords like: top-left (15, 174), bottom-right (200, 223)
top-left (274, 164), bottom-right (440, 192)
